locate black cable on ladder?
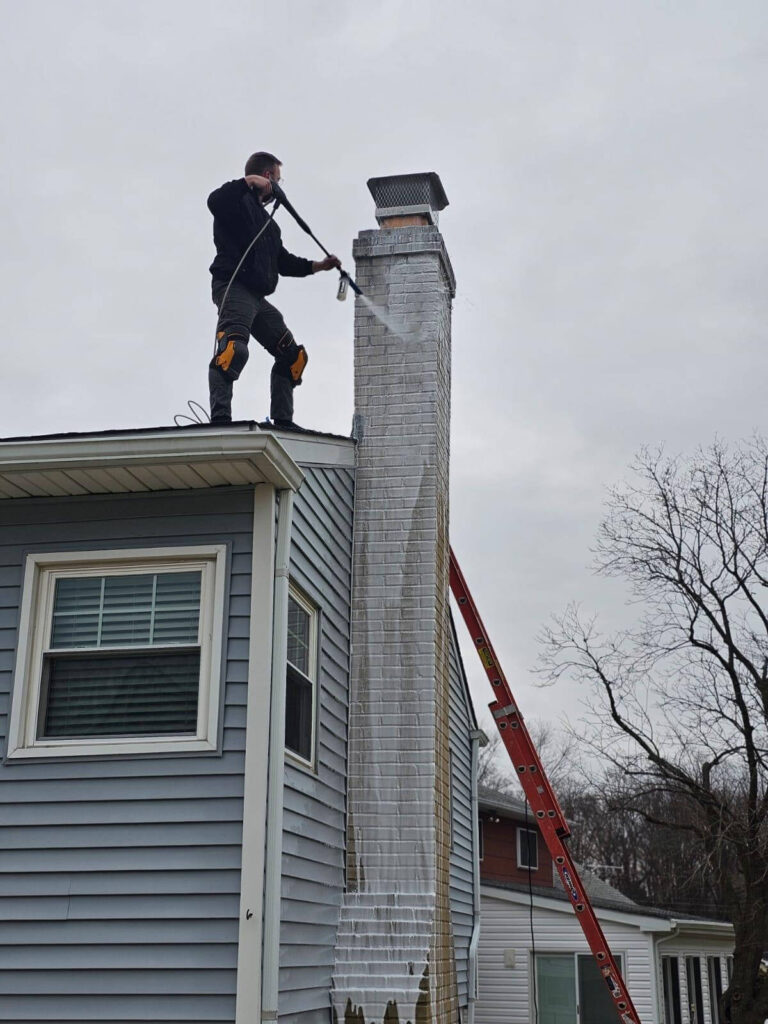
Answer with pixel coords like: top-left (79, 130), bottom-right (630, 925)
top-left (525, 797), bottom-right (539, 1024)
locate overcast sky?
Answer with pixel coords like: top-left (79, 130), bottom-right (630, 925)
top-left (2, 0), bottom-right (767, 752)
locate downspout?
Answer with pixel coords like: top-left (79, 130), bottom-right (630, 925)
top-left (467, 728), bottom-right (488, 1024)
top-left (261, 488), bottom-right (295, 1022)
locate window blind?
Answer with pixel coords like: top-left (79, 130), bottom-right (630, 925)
top-left (51, 571), bottom-right (201, 649)
top-left (42, 649), bottom-right (200, 737)
top-left (41, 570), bottom-right (203, 739)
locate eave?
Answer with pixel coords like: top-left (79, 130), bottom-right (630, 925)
top-left (0, 428), bottom-right (304, 499)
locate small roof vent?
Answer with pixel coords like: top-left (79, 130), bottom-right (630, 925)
top-left (367, 171), bottom-right (449, 227)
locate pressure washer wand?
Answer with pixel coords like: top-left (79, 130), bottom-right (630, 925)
top-left (270, 181), bottom-right (363, 297)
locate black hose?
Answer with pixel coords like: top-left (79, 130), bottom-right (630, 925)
top-left (269, 181), bottom-right (363, 295)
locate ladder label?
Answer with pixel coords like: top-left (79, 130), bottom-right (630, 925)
top-left (561, 868), bottom-right (580, 903)
top-left (478, 646), bottom-right (495, 668)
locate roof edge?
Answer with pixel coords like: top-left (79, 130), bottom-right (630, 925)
top-left (0, 428), bottom-right (304, 497)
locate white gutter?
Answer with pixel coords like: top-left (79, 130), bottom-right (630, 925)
top-left (260, 488), bottom-right (295, 1022)
top-left (467, 728), bottom-right (488, 1024)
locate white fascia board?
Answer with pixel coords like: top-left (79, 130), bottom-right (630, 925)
top-left (669, 918), bottom-right (734, 937)
top-left (481, 884), bottom-right (675, 933)
top-left (274, 432), bottom-right (356, 469)
top-left (0, 429), bottom-right (304, 494)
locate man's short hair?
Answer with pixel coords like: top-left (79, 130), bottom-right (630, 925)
top-left (245, 152), bottom-right (282, 176)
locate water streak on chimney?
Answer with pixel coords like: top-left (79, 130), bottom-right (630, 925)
top-left (331, 173), bottom-right (458, 1024)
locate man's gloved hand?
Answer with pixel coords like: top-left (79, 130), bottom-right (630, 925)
top-left (244, 174), bottom-right (273, 199)
top-left (312, 254), bottom-right (342, 273)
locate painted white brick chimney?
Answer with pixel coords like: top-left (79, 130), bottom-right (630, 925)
top-left (332, 174), bottom-right (458, 1024)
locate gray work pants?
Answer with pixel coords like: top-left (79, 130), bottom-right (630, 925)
top-left (209, 280), bottom-right (300, 423)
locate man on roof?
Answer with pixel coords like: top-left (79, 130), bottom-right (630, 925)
top-left (207, 151), bottom-right (340, 428)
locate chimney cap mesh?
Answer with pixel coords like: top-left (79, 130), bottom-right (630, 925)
top-left (367, 172), bottom-right (449, 214)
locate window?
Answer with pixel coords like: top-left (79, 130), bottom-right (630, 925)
top-left (285, 586), bottom-right (317, 765)
top-left (686, 957), bottom-right (705, 1024)
top-left (517, 825), bottom-right (539, 870)
top-left (708, 956), bottom-right (724, 1024)
top-left (662, 957), bottom-right (683, 1024)
top-left (535, 952), bottom-right (624, 1024)
top-left (7, 547), bottom-right (226, 758)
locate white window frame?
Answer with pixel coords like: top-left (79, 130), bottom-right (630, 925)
top-left (517, 825), bottom-right (539, 870)
top-left (7, 545), bottom-right (227, 759)
top-left (284, 583), bottom-right (318, 769)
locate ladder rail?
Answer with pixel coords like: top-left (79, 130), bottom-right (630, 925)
top-left (449, 547), bottom-right (643, 1024)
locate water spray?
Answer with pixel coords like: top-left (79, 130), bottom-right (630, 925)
top-left (269, 180), bottom-right (363, 300)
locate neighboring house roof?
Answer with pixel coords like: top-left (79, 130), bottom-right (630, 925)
top-left (478, 784), bottom-right (528, 819)
top-left (484, 870), bottom-right (733, 932)
top-left (484, 869), bottom-right (667, 919)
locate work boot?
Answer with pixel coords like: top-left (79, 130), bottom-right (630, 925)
top-left (270, 367), bottom-right (295, 423)
top-left (209, 367), bottom-right (233, 423)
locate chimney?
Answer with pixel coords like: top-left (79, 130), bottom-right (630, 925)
top-left (332, 174), bottom-right (458, 1024)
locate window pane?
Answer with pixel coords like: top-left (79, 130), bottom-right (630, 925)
top-left (50, 577), bottom-right (102, 648)
top-left (50, 571), bottom-right (201, 649)
top-left (578, 953), bottom-right (623, 1024)
top-left (663, 957), bottom-right (683, 1024)
top-left (41, 650), bottom-right (200, 737)
top-left (708, 957), bottom-right (723, 1024)
top-left (536, 955), bottom-right (576, 1024)
top-left (153, 571), bottom-right (201, 644)
top-left (285, 663), bottom-right (313, 761)
top-left (287, 597), bottom-right (310, 675)
top-left (519, 827), bottom-right (538, 868)
top-left (100, 573), bottom-right (154, 646)
top-left (686, 957), bottom-right (705, 1024)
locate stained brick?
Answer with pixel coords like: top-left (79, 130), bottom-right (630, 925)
top-left (332, 181), bottom-right (459, 1024)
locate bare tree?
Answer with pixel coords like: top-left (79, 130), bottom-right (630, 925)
top-left (561, 774), bottom-right (727, 916)
top-left (477, 717), bottom-right (577, 795)
top-left (540, 440), bottom-right (768, 1024)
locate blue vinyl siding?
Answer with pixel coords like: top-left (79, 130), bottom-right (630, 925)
top-left (448, 614), bottom-right (478, 1011)
top-left (0, 486), bottom-right (255, 1023)
top-left (279, 467), bottom-right (354, 1024)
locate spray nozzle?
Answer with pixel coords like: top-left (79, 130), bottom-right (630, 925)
top-left (337, 269), bottom-right (362, 298)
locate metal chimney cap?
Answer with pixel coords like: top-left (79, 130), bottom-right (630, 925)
top-left (367, 172), bottom-right (449, 226)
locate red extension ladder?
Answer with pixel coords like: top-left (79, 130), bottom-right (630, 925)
top-left (449, 548), bottom-right (642, 1024)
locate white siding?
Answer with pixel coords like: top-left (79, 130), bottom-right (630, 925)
top-left (476, 890), bottom-right (661, 1024)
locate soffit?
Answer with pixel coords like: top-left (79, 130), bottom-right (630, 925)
top-left (0, 430), bottom-right (304, 499)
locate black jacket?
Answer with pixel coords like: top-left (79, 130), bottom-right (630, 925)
top-left (207, 179), bottom-right (314, 296)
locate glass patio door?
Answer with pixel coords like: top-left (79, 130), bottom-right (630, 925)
top-left (537, 955), bottom-right (577, 1024)
top-left (536, 953), bottom-right (624, 1024)
top-left (578, 953), bottom-right (623, 1024)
